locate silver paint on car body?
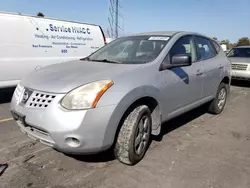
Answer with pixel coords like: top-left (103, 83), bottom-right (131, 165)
top-left (10, 31), bottom-right (231, 154)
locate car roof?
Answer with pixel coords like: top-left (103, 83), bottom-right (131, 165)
top-left (132, 31), bottom-right (183, 36)
top-left (234, 46), bottom-right (250, 48)
top-left (123, 31), bottom-right (213, 40)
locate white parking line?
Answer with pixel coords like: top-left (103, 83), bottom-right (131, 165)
top-left (3, 147), bottom-right (49, 164)
top-left (0, 139), bottom-right (32, 152)
top-left (0, 118), bottom-right (13, 123)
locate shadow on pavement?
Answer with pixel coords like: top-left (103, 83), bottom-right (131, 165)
top-left (70, 104), bottom-right (209, 163)
top-left (231, 80), bottom-right (250, 88)
top-left (66, 148), bottom-right (115, 163)
top-left (153, 104), bottom-right (208, 142)
top-left (0, 87), bottom-right (15, 104)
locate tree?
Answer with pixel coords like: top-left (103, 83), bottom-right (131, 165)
top-left (221, 39), bottom-right (230, 44)
top-left (229, 43), bottom-right (237, 49)
top-left (212, 37), bottom-right (218, 41)
top-left (236, 37), bottom-right (250, 46)
top-left (37, 12), bottom-right (44, 17)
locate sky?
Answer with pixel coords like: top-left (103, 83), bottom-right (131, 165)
top-left (1, 0), bottom-right (250, 43)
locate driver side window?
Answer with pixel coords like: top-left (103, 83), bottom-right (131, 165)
top-left (170, 36), bottom-right (196, 63)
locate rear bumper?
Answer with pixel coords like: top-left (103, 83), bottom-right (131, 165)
top-left (231, 70), bottom-right (250, 81)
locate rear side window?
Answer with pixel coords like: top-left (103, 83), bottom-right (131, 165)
top-left (195, 37), bottom-right (216, 60)
top-left (212, 41), bottom-right (221, 54)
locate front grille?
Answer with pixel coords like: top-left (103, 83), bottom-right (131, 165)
top-left (232, 76), bottom-right (250, 81)
top-left (26, 91), bottom-right (56, 108)
top-left (231, 63), bottom-right (248, 71)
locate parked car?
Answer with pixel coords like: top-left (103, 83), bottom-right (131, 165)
top-left (227, 46), bottom-right (250, 81)
top-left (10, 31), bottom-right (231, 165)
top-left (0, 11), bottom-right (106, 89)
top-left (224, 50), bottom-right (230, 55)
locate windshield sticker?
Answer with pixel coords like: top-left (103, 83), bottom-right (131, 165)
top-left (148, 36), bottom-right (170, 41)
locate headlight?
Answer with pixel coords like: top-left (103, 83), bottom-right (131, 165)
top-left (61, 80), bottom-right (113, 110)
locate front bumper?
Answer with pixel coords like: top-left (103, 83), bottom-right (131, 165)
top-left (10, 88), bottom-right (117, 154)
top-left (231, 70), bottom-right (250, 81)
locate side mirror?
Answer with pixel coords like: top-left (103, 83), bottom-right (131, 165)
top-left (170, 54), bottom-right (192, 68)
top-left (159, 54), bottom-right (192, 71)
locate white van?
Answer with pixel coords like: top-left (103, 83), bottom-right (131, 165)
top-left (0, 12), bottom-right (106, 89)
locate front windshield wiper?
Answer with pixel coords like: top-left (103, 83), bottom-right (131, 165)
top-left (80, 56), bottom-right (91, 61)
top-left (88, 59), bottom-right (122, 64)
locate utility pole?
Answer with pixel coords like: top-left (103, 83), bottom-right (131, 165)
top-left (108, 0), bottom-right (123, 39)
top-left (115, 0), bottom-right (119, 38)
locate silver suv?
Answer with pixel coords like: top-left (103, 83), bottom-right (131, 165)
top-left (227, 46), bottom-right (250, 81)
top-left (10, 31), bottom-right (231, 165)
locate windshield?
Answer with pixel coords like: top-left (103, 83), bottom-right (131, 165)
top-left (87, 35), bottom-right (170, 64)
top-left (227, 47), bottom-right (250, 58)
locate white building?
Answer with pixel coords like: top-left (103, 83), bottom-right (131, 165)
top-left (220, 44), bottom-right (227, 51)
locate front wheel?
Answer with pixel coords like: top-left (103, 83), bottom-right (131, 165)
top-left (114, 105), bottom-right (152, 165)
top-left (208, 83), bottom-right (228, 114)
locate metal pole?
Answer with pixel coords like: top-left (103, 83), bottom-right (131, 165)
top-left (115, 0), bottom-right (118, 38)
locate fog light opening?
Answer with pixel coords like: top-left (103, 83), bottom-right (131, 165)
top-left (65, 137), bottom-right (81, 148)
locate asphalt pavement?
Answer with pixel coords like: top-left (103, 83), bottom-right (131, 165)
top-left (0, 81), bottom-right (250, 188)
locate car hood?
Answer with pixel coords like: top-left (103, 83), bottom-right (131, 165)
top-left (21, 60), bottom-right (142, 93)
top-left (228, 57), bottom-right (250, 63)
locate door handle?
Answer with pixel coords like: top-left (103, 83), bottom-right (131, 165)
top-left (196, 72), bottom-right (203, 76)
top-left (196, 70), bottom-right (203, 76)
top-left (218, 65), bottom-right (223, 69)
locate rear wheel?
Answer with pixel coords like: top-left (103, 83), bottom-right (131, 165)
top-left (114, 105), bottom-right (152, 165)
top-left (208, 83), bottom-right (228, 114)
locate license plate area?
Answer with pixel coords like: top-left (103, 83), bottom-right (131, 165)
top-left (11, 110), bottom-right (26, 126)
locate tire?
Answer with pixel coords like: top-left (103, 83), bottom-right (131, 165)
top-left (114, 105), bottom-right (152, 165)
top-left (208, 82), bottom-right (228, 114)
